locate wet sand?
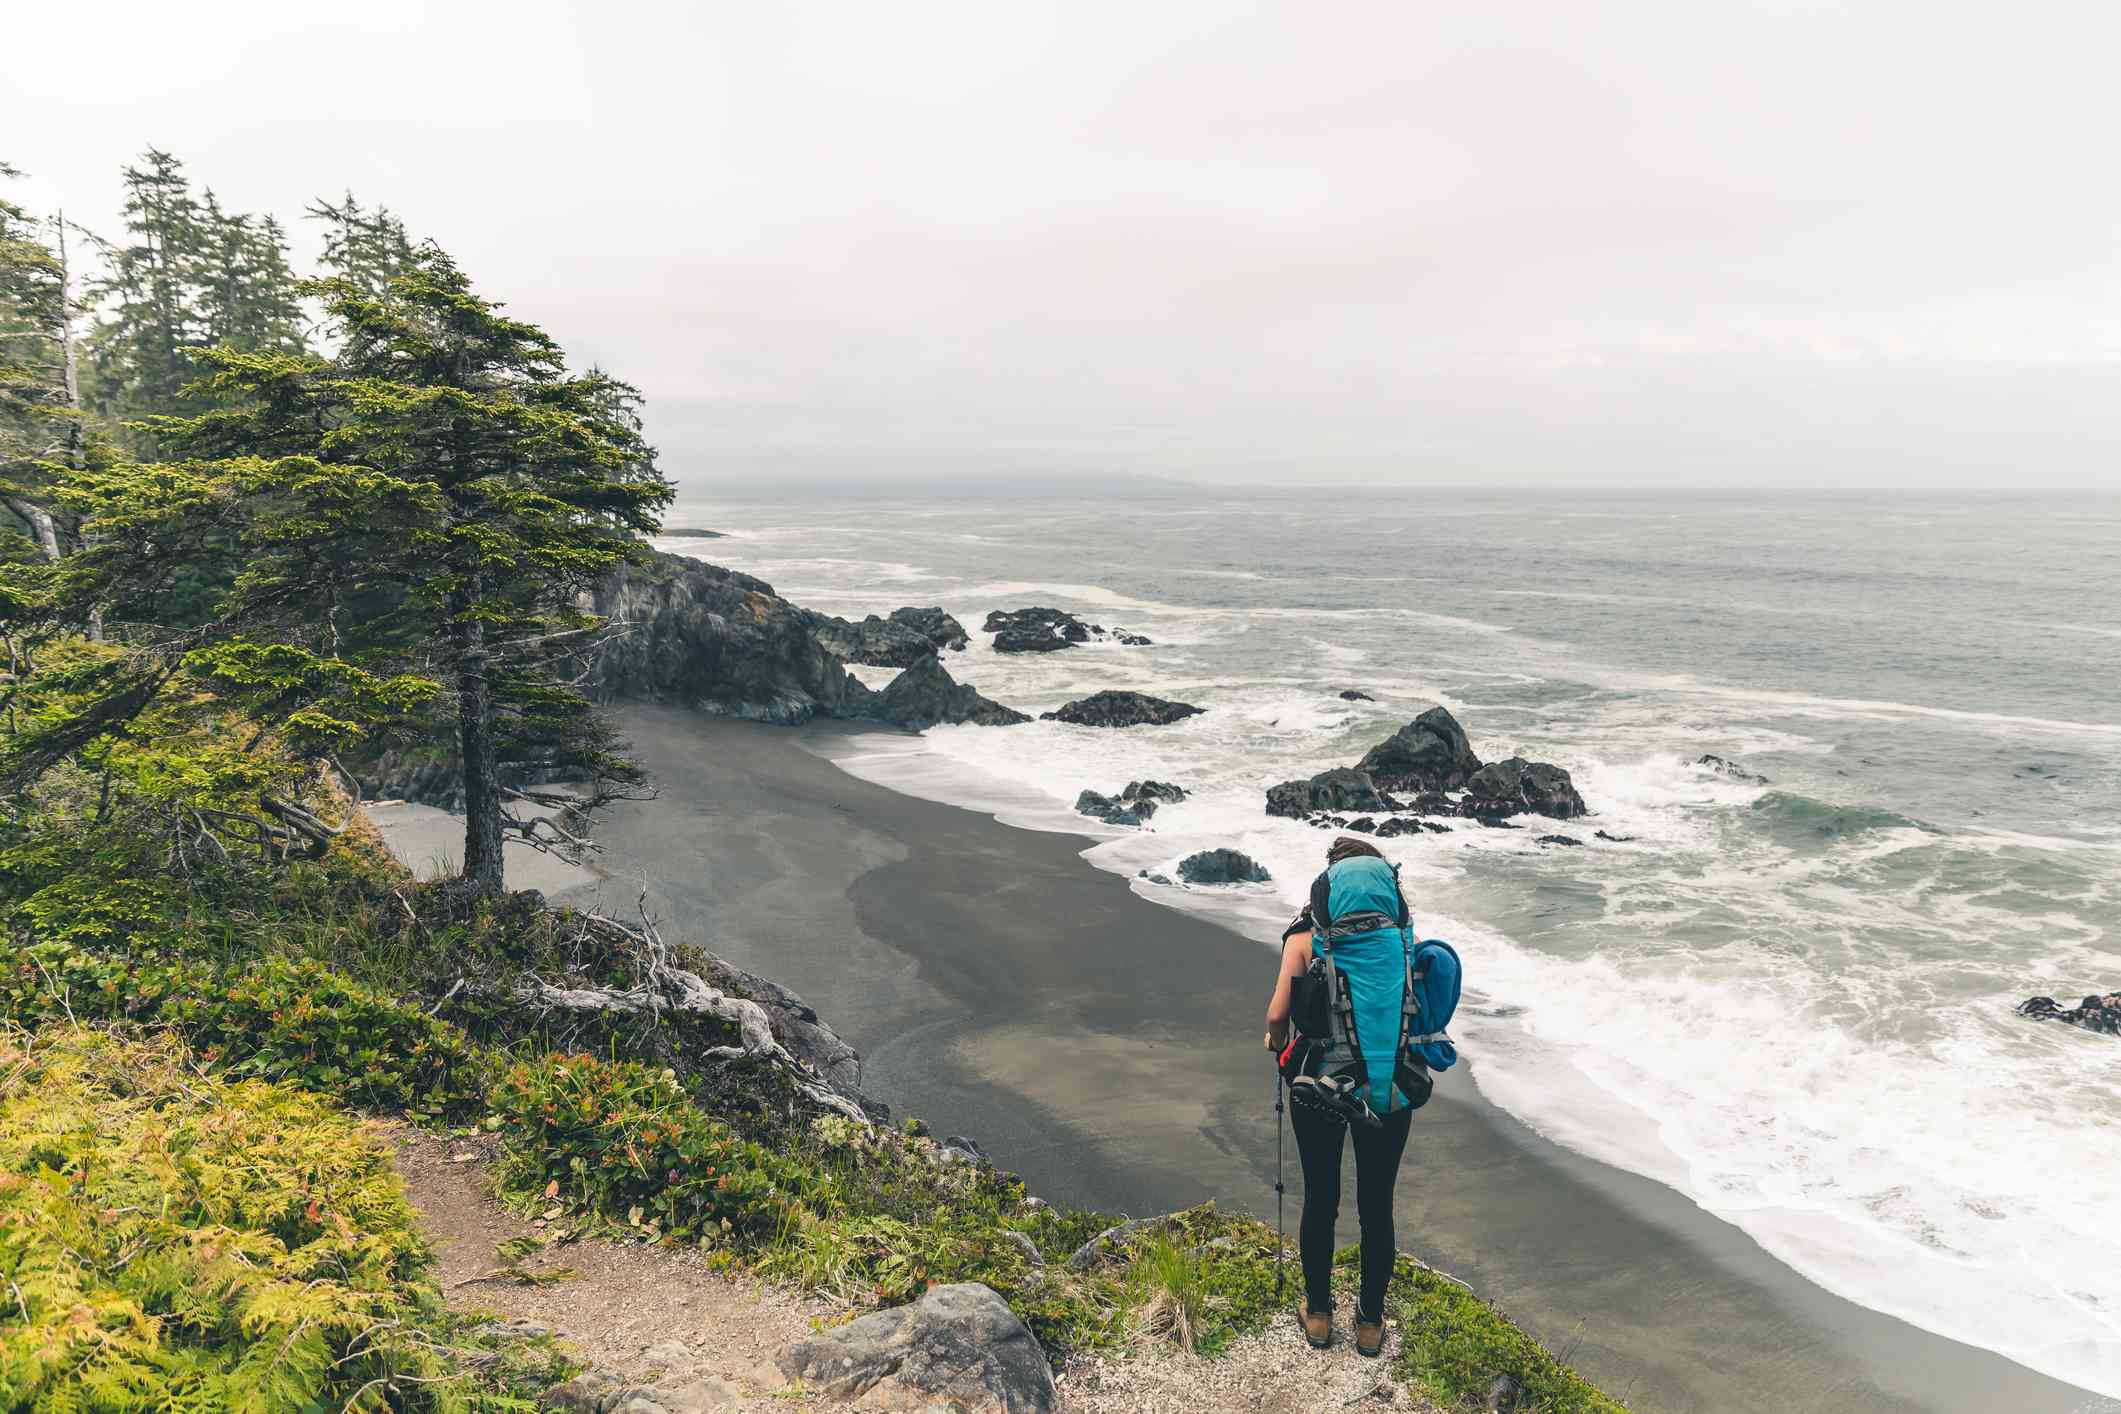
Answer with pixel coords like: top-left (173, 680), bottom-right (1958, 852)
top-left (549, 706), bottom-right (2104, 1414)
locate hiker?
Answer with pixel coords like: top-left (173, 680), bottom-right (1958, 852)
top-left (1263, 835), bottom-right (1459, 1358)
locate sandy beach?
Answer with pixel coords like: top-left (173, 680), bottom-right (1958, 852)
top-left (538, 706), bottom-right (2103, 1414)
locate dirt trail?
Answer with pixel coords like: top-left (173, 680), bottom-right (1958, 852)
top-left (390, 1124), bottom-right (1437, 1414)
top-left (389, 1126), bottom-right (828, 1412)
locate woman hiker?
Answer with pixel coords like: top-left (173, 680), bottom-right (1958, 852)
top-left (1262, 836), bottom-right (1419, 1357)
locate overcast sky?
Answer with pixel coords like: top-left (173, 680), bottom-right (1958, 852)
top-left (8, 2), bottom-right (2120, 488)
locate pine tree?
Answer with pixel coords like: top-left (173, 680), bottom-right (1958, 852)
top-left (306, 191), bottom-right (414, 297)
top-left (197, 192), bottom-right (305, 356)
top-left (63, 245), bottom-right (671, 893)
top-left (86, 149), bottom-right (208, 429)
top-left (0, 162), bottom-right (83, 563)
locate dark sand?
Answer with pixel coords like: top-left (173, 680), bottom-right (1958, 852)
top-left (554, 707), bottom-right (2104, 1414)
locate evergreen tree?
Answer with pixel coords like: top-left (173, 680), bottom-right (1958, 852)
top-left (86, 149), bottom-right (207, 428)
top-left (307, 192), bottom-right (414, 296)
top-left (197, 192), bottom-right (305, 355)
top-left (61, 245), bottom-right (671, 893)
top-left (0, 162), bottom-right (84, 563)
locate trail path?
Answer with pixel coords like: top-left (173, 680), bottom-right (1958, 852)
top-left (390, 1126), bottom-right (1438, 1414)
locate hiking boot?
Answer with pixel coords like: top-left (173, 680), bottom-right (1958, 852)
top-left (1354, 1313), bottom-right (1386, 1358)
top-left (1298, 1303), bottom-right (1332, 1349)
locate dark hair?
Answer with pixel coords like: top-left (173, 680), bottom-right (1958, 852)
top-left (1327, 835), bottom-right (1385, 865)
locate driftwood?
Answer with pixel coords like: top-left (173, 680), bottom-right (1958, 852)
top-left (508, 909), bottom-right (870, 1124)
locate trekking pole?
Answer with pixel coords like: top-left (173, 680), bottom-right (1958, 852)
top-left (1273, 1065), bottom-right (1286, 1302)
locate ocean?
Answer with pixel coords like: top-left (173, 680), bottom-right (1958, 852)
top-left (657, 486), bottom-right (2121, 1399)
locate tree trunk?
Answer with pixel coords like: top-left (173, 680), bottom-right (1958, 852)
top-left (453, 568), bottom-right (505, 894)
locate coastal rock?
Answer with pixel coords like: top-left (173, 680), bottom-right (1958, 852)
top-left (1121, 779), bottom-right (1189, 804)
top-left (1040, 690), bottom-right (1204, 728)
top-left (590, 553), bottom-right (872, 724)
top-left (698, 955), bottom-right (870, 1104)
top-left (1376, 817), bottom-right (1449, 837)
top-left (1265, 767), bottom-right (1394, 818)
top-left (807, 612), bottom-right (939, 669)
top-left (1459, 757), bottom-right (1588, 821)
top-left (1177, 849), bottom-right (1271, 885)
top-left (986, 606), bottom-right (1083, 653)
top-left (1594, 829), bottom-right (1636, 843)
top-left (1136, 870), bottom-right (1174, 885)
top-left (890, 605), bottom-right (970, 652)
top-left (776, 1282), bottom-right (1058, 1414)
top-left (985, 606), bottom-right (1150, 652)
top-left (2018, 992), bottom-right (2121, 1036)
top-left (1076, 789), bottom-right (1156, 826)
top-left (993, 626), bottom-right (1076, 653)
top-left (1344, 816), bottom-right (1378, 833)
top-left (867, 657), bottom-right (1030, 730)
top-left (1536, 833), bottom-right (1584, 847)
top-left (1356, 706), bottom-right (1484, 792)
top-left (1338, 689), bottom-right (1374, 701)
top-left (1697, 753), bottom-right (1771, 785)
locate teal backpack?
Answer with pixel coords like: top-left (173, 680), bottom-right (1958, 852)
top-left (1277, 855), bottom-right (1462, 1124)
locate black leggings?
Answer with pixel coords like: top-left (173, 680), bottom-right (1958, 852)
top-left (1290, 1092), bottom-right (1412, 1321)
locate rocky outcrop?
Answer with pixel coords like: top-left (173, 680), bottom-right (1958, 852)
top-left (590, 553), bottom-right (871, 724)
top-left (890, 605), bottom-right (970, 652)
top-left (776, 1282), bottom-right (1058, 1414)
top-left (590, 553), bottom-right (1024, 731)
top-left (1177, 849), bottom-right (1271, 884)
top-left (699, 955), bottom-right (867, 1100)
top-left (1040, 691), bottom-right (1203, 728)
top-left (1698, 753), bottom-right (1771, 784)
top-left (2018, 992), bottom-right (2120, 1037)
top-left (1265, 767), bottom-right (1395, 819)
top-left (1339, 689), bottom-right (1374, 701)
top-left (1460, 757), bottom-right (1588, 821)
top-left (1356, 706), bottom-right (1483, 793)
top-left (809, 612), bottom-right (940, 669)
top-left (985, 607), bottom-right (1150, 653)
top-left (1074, 779), bottom-right (1188, 826)
top-left (867, 657), bottom-right (1030, 730)
top-left (1076, 789), bottom-right (1156, 826)
top-left (1267, 705), bottom-right (1588, 827)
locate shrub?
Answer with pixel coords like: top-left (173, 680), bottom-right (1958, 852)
top-left (0, 1026), bottom-right (552, 1411)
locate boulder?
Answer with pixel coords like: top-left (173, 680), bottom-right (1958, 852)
top-left (1076, 789), bottom-right (1156, 827)
top-left (1040, 691), bottom-right (1204, 728)
top-left (808, 612), bottom-right (939, 669)
top-left (993, 627), bottom-right (1075, 653)
top-left (1460, 757), bottom-right (1587, 821)
top-left (986, 607), bottom-right (1150, 652)
top-left (1356, 706), bottom-right (1483, 792)
top-left (987, 607), bottom-right (1082, 653)
top-left (890, 605), bottom-right (970, 652)
top-left (1177, 849), bottom-right (1271, 885)
top-left (1344, 817), bottom-right (1378, 834)
top-left (2018, 993), bottom-right (2120, 1037)
top-left (1376, 817), bottom-right (1449, 837)
top-left (589, 553), bottom-right (873, 724)
top-left (1594, 830), bottom-right (1636, 843)
top-left (1265, 767), bottom-right (1394, 818)
top-left (1339, 689), bottom-right (1374, 702)
top-left (1121, 779), bottom-right (1189, 805)
top-left (775, 1282), bottom-right (1058, 1414)
top-left (1537, 833), bottom-right (1584, 847)
top-left (1697, 753), bottom-right (1771, 785)
top-left (867, 657), bottom-right (1030, 730)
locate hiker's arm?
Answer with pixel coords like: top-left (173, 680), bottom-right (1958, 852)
top-left (1264, 931), bottom-right (1312, 1050)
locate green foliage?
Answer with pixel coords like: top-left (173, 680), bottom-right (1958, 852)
top-left (1387, 1257), bottom-right (1629, 1413)
top-left (0, 1025), bottom-right (555, 1411)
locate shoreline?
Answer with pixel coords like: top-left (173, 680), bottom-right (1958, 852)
top-left (553, 706), bottom-right (2105, 1414)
